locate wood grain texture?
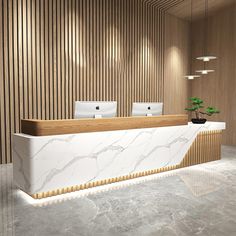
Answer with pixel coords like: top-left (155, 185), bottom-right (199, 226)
top-left (191, 4), bottom-right (236, 145)
top-left (0, 0), bottom-right (189, 164)
top-left (31, 130), bottom-right (222, 199)
top-left (164, 13), bottom-right (190, 115)
top-left (167, 0), bottom-right (236, 20)
top-left (143, 0), bottom-right (185, 11)
top-left (179, 130), bottom-right (222, 168)
top-left (21, 114), bottom-right (188, 136)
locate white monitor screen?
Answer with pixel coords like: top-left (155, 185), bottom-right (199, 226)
top-left (74, 101), bottom-right (117, 119)
top-left (132, 102), bottom-right (163, 117)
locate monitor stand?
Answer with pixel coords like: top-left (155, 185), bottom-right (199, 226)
top-left (94, 114), bottom-right (102, 119)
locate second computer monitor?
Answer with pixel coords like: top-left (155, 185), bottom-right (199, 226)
top-left (132, 102), bottom-right (163, 117)
top-left (74, 101), bottom-right (117, 119)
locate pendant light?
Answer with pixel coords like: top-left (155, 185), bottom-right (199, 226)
top-left (184, 0), bottom-right (200, 80)
top-left (196, 0), bottom-right (217, 75)
top-left (196, 69), bottom-right (214, 74)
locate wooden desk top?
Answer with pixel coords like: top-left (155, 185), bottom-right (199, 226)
top-left (21, 114), bottom-right (188, 136)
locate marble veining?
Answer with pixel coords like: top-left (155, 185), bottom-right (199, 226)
top-left (12, 122), bottom-right (225, 195)
top-left (1, 146), bottom-right (236, 236)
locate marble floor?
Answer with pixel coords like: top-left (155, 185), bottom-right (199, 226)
top-left (1, 146), bottom-right (236, 236)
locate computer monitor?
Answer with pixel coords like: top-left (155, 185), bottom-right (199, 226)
top-left (132, 102), bottom-right (163, 117)
top-left (74, 101), bottom-right (117, 119)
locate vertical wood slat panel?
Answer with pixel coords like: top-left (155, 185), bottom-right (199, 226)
top-left (0, 0), bottom-right (4, 163)
top-left (3, 0), bottom-right (10, 164)
top-left (57, 0), bottom-right (61, 119)
top-left (7, 0), bottom-right (12, 165)
top-left (35, 0), bottom-right (40, 119)
top-left (32, 0), bottom-right (36, 119)
top-left (22, 0), bottom-right (28, 119)
top-left (40, 0), bottom-right (45, 119)
top-left (27, 0), bottom-right (32, 119)
top-left (0, 0), bottom-right (188, 164)
top-left (49, 0), bottom-right (53, 120)
top-left (45, 0), bottom-right (49, 119)
top-left (60, 0), bottom-right (65, 119)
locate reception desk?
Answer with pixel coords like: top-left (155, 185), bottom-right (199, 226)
top-left (12, 115), bottom-right (225, 199)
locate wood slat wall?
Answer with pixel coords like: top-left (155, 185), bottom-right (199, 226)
top-left (0, 0), bottom-right (189, 164)
top-left (164, 13), bottom-right (190, 114)
top-left (167, 0), bottom-right (236, 21)
top-left (191, 5), bottom-right (236, 145)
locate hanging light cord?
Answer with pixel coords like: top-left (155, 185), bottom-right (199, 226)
top-left (203, 0), bottom-right (208, 68)
top-left (190, 0), bottom-right (193, 73)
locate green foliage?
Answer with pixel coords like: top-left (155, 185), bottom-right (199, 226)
top-left (205, 106), bottom-right (220, 116)
top-left (185, 97), bottom-right (204, 112)
top-left (189, 97), bottom-right (204, 105)
top-left (185, 97), bottom-right (220, 119)
top-left (185, 97), bottom-right (204, 111)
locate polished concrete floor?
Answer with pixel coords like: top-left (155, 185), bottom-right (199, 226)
top-left (1, 146), bottom-right (236, 236)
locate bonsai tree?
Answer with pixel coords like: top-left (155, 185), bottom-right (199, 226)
top-left (185, 97), bottom-right (220, 120)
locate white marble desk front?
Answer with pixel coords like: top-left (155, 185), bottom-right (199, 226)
top-left (12, 121), bottom-right (225, 198)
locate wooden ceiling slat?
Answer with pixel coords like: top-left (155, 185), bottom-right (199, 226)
top-left (142, 0), bottom-right (236, 19)
top-left (154, 0), bottom-right (184, 11)
top-left (142, 0), bottom-right (183, 10)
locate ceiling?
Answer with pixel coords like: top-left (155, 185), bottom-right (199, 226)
top-left (144, 0), bottom-right (236, 20)
top-left (143, 0), bottom-right (185, 11)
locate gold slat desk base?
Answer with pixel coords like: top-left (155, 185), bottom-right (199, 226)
top-left (31, 130), bottom-right (222, 199)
